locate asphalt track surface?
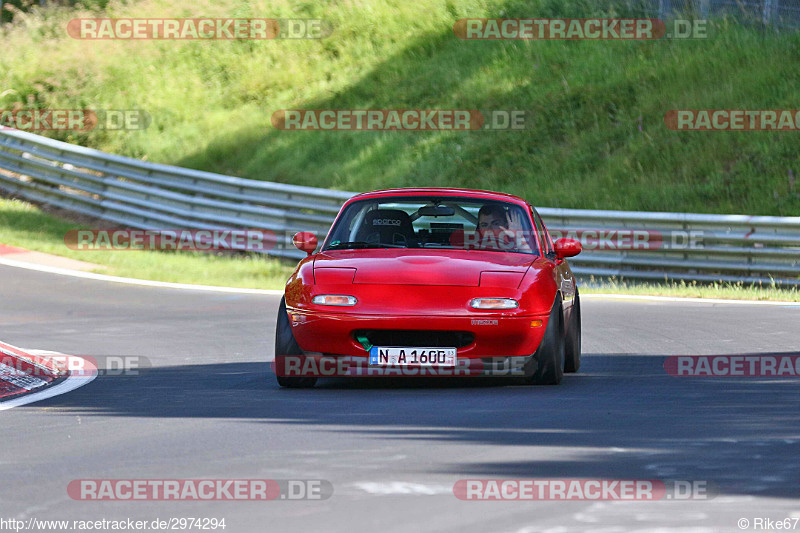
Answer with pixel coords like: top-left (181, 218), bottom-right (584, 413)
top-left (1, 263), bottom-right (798, 533)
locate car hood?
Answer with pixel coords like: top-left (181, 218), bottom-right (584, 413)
top-left (314, 249), bottom-right (534, 287)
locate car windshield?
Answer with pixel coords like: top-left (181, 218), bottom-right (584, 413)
top-left (324, 196), bottom-right (539, 255)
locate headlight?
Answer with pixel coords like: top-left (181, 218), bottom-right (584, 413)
top-left (312, 295), bottom-right (357, 306)
top-left (470, 298), bottom-right (519, 309)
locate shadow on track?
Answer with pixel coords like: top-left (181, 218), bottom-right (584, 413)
top-left (27, 353), bottom-right (800, 500)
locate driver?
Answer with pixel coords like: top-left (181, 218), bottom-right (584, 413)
top-left (476, 204), bottom-right (533, 252)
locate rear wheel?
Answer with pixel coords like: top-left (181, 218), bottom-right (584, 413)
top-left (275, 297), bottom-right (317, 388)
top-left (564, 290), bottom-right (581, 373)
top-left (525, 296), bottom-right (564, 385)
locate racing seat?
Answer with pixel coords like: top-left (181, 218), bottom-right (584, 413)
top-left (355, 209), bottom-right (416, 247)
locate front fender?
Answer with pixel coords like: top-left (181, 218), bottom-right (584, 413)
top-left (285, 256), bottom-right (315, 308)
top-left (517, 258), bottom-right (559, 316)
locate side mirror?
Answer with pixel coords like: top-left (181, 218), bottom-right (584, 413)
top-left (554, 238), bottom-right (581, 259)
top-left (293, 232), bottom-right (317, 255)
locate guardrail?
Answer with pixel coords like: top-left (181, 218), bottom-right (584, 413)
top-left (0, 129), bottom-right (350, 260)
top-left (1, 128), bottom-right (798, 285)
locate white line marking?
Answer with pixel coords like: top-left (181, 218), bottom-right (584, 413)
top-left (351, 482), bottom-right (453, 495)
top-left (583, 293), bottom-right (799, 307)
top-left (0, 257), bottom-right (284, 295)
top-left (0, 349), bottom-right (96, 411)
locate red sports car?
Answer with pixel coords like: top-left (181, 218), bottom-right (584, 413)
top-left (274, 188), bottom-right (582, 388)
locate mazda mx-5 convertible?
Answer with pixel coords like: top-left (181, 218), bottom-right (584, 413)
top-left (274, 188), bottom-right (582, 388)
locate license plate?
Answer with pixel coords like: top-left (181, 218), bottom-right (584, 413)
top-left (369, 347), bottom-right (457, 367)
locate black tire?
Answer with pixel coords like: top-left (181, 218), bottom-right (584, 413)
top-left (564, 290), bottom-right (581, 373)
top-left (275, 297), bottom-right (317, 388)
top-left (525, 296), bottom-right (564, 385)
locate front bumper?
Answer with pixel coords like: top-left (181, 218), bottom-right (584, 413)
top-left (286, 309), bottom-right (549, 359)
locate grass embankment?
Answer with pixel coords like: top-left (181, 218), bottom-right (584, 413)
top-left (0, 198), bottom-right (295, 289)
top-left (2, 0), bottom-right (799, 296)
top-left (1, 0), bottom-right (799, 215)
top-left (581, 279), bottom-right (800, 302)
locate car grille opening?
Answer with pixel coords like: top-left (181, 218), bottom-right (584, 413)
top-left (354, 330), bottom-right (474, 348)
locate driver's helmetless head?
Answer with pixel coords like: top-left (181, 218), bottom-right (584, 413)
top-left (477, 204), bottom-right (508, 231)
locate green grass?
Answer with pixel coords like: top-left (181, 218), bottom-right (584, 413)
top-left (2, 0), bottom-right (799, 299)
top-left (0, 197), bottom-right (296, 289)
top-left (2, 0), bottom-right (799, 215)
top-left (582, 278), bottom-right (800, 302)
top-left (2, 196), bottom-right (798, 301)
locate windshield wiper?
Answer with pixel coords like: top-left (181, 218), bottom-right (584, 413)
top-left (326, 241), bottom-right (407, 250)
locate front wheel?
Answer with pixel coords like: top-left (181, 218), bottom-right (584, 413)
top-left (274, 297), bottom-right (317, 388)
top-left (524, 296), bottom-right (564, 385)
